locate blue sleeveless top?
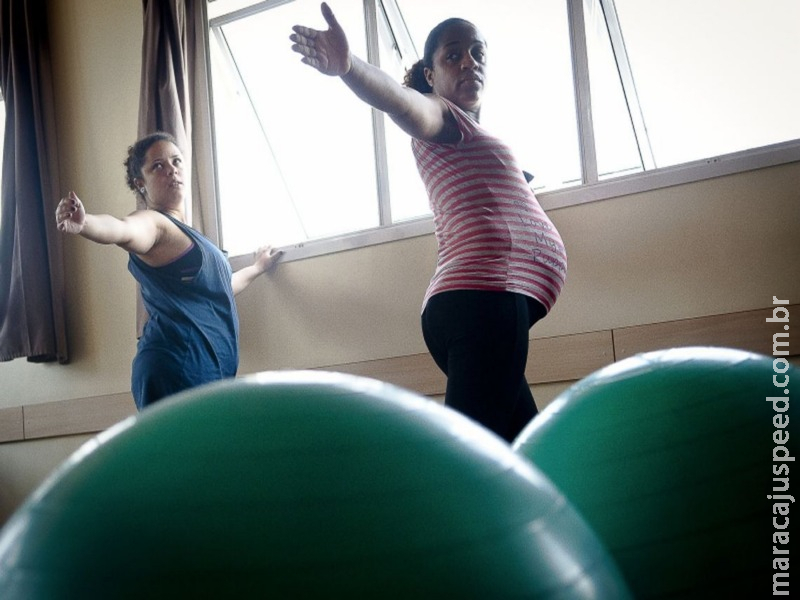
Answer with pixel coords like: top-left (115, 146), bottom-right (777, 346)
top-left (128, 213), bottom-right (238, 408)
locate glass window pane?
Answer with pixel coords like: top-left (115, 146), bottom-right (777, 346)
top-left (210, 0), bottom-right (379, 256)
top-left (584, 0), bottom-right (644, 179)
top-left (390, 0), bottom-right (582, 192)
top-left (614, 0), bottom-right (800, 167)
top-left (375, 5), bottom-right (430, 223)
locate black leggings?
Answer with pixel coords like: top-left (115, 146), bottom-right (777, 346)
top-left (421, 290), bottom-right (547, 442)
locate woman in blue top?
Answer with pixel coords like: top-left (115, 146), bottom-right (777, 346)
top-left (55, 132), bottom-right (282, 410)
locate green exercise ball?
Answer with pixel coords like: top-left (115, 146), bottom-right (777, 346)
top-left (513, 346), bottom-right (795, 599)
top-left (0, 370), bottom-right (632, 599)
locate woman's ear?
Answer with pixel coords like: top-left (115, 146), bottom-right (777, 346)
top-left (424, 67), bottom-right (434, 89)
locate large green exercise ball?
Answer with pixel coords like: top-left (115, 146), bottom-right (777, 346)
top-left (0, 370), bottom-right (632, 599)
top-left (513, 346), bottom-right (795, 599)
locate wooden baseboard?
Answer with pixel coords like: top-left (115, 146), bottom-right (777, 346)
top-left (2, 304), bottom-right (795, 444)
top-left (0, 392), bottom-right (136, 444)
top-left (613, 305), bottom-right (792, 360)
top-left (0, 406), bottom-right (23, 443)
top-left (320, 330), bottom-right (616, 395)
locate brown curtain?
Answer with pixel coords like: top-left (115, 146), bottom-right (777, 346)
top-left (136, 0), bottom-right (220, 333)
top-left (0, 0), bottom-right (67, 363)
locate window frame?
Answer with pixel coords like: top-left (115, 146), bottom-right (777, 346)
top-left (209, 0), bottom-right (800, 263)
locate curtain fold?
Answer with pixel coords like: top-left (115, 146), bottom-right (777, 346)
top-left (136, 0), bottom-right (220, 334)
top-left (138, 0), bottom-right (218, 236)
top-left (0, 0), bottom-right (67, 363)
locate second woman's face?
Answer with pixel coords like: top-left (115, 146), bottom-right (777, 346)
top-left (426, 22), bottom-right (487, 116)
top-left (139, 141), bottom-right (186, 210)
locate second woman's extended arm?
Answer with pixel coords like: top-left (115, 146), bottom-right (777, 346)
top-left (55, 191), bottom-right (191, 266)
top-left (290, 2), bottom-right (454, 143)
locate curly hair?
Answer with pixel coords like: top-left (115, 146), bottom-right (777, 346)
top-left (402, 18), bottom-right (476, 93)
top-left (123, 131), bottom-right (181, 198)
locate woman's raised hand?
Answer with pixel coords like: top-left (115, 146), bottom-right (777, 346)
top-left (55, 191), bottom-right (86, 235)
top-left (290, 2), bottom-right (352, 77)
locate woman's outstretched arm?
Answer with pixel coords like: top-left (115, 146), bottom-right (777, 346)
top-left (55, 191), bottom-right (160, 256)
top-left (290, 2), bottom-right (452, 142)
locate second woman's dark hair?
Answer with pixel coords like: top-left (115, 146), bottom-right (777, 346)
top-left (403, 18), bottom-right (475, 93)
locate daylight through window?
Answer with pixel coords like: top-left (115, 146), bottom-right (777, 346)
top-left (208, 0), bottom-right (800, 258)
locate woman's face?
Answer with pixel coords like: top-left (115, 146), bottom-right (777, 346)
top-left (136, 140), bottom-right (186, 211)
top-left (425, 22), bottom-right (487, 117)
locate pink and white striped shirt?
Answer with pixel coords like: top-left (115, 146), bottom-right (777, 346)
top-left (413, 98), bottom-right (567, 313)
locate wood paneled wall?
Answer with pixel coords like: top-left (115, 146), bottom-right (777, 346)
top-left (1, 305), bottom-right (795, 444)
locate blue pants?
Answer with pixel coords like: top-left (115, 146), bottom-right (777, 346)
top-left (421, 290), bottom-right (546, 442)
top-left (131, 348), bottom-right (196, 410)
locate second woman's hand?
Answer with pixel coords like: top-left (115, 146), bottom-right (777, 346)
top-left (55, 191), bottom-right (87, 235)
top-left (253, 245), bottom-right (283, 274)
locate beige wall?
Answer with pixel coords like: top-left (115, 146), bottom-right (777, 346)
top-left (234, 162), bottom-right (800, 374)
top-left (1, 0), bottom-right (799, 524)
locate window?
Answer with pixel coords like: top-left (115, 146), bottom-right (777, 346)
top-left (209, 0), bottom-right (381, 254)
top-left (208, 0), bottom-right (800, 259)
top-left (586, 0), bottom-right (800, 173)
